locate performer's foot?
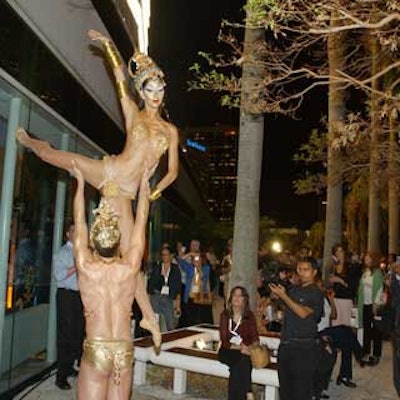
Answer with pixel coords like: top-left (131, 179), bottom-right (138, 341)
top-left (15, 127), bottom-right (50, 156)
top-left (140, 318), bottom-right (161, 354)
top-left (15, 127), bottom-right (30, 146)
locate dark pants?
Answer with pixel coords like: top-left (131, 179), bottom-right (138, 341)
top-left (278, 340), bottom-right (319, 400)
top-left (56, 288), bottom-right (84, 380)
top-left (363, 305), bottom-right (382, 358)
top-left (393, 333), bottom-right (400, 395)
top-left (313, 340), bottom-right (337, 396)
top-left (321, 325), bottom-right (363, 379)
top-left (218, 349), bottom-right (252, 400)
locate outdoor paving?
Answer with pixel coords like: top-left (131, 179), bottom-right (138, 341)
top-left (15, 341), bottom-right (398, 400)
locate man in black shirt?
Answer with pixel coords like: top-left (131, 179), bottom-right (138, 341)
top-left (270, 257), bottom-right (323, 400)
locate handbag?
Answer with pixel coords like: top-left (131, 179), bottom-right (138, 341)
top-left (374, 305), bottom-right (395, 336)
top-left (248, 343), bottom-right (270, 369)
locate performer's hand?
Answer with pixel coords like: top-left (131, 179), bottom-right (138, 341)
top-left (88, 29), bottom-right (108, 43)
top-left (71, 160), bottom-right (84, 184)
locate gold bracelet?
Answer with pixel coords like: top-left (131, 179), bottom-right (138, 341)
top-left (149, 188), bottom-right (162, 202)
top-left (116, 80), bottom-right (129, 99)
top-left (103, 40), bottom-right (122, 68)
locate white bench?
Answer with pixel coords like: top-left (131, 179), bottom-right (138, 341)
top-left (133, 328), bottom-right (212, 386)
top-left (133, 326), bottom-right (280, 400)
top-left (150, 346), bottom-right (279, 400)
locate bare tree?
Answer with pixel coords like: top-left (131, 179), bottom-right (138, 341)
top-left (189, 0), bottom-right (400, 271)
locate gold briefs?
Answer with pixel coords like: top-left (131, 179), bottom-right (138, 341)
top-left (97, 156), bottom-right (136, 199)
top-left (82, 338), bottom-right (134, 385)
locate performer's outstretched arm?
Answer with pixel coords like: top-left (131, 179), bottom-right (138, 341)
top-left (88, 30), bottom-right (138, 131)
top-left (72, 162), bottom-right (90, 269)
top-left (149, 125), bottom-right (179, 201)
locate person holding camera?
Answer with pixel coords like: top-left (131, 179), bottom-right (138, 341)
top-left (147, 246), bottom-right (182, 332)
top-left (178, 253), bottom-right (212, 325)
top-left (269, 257), bottom-right (323, 400)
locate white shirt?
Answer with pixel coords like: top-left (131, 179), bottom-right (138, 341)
top-left (318, 298), bottom-right (331, 331)
top-left (363, 271), bottom-right (373, 305)
top-left (53, 241), bottom-right (79, 291)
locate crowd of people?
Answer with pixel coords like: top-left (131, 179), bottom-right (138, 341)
top-left (140, 240), bottom-right (400, 400)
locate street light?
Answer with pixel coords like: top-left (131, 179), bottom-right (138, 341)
top-left (271, 241), bottom-right (282, 253)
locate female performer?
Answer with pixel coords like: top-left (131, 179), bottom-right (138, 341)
top-left (16, 30), bottom-right (180, 348)
top-left (17, 29), bottom-right (178, 203)
top-left (219, 286), bottom-right (259, 400)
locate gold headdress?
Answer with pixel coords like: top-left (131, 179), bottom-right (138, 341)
top-left (128, 52), bottom-right (165, 92)
top-left (89, 198), bottom-right (121, 250)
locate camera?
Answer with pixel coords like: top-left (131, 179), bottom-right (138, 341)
top-left (266, 277), bottom-right (280, 286)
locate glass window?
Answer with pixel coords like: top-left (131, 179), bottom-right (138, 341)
top-left (0, 75), bottom-right (102, 395)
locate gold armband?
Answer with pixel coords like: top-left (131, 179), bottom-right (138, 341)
top-left (116, 80), bottom-right (129, 99)
top-left (103, 40), bottom-right (122, 69)
top-left (149, 188), bottom-right (162, 202)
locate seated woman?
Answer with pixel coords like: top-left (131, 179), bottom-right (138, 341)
top-left (16, 30), bottom-right (179, 348)
top-left (219, 286), bottom-right (259, 400)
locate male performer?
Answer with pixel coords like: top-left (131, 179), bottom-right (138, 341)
top-left (73, 163), bottom-right (150, 400)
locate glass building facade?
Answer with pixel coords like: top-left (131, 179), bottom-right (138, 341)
top-left (0, 1), bottom-right (120, 395)
top-left (0, 69), bottom-right (103, 395)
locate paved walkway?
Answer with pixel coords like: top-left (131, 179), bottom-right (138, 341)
top-left (15, 341), bottom-right (398, 400)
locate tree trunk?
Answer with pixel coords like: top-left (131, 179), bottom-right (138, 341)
top-left (322, 13), bottom-right (345, 278)
top-left (367, 33), bottom-right (381, 253)
top-left (388, 113), bottom-right (399, 254)
top-left (231, 22), bottom-right (265, 309)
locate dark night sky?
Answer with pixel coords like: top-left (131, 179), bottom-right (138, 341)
top-left (149, 1), bottom-right (325, 229)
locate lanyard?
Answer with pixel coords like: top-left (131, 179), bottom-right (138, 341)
top-left (229, 317), bottom-right (241, 336)
top-left (162, 264), bottom-right (170, 286)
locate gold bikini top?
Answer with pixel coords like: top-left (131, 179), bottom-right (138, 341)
top-left (131, 123), bottom-right (169, 158)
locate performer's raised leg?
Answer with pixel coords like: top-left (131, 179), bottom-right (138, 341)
top-left (136, 276), bottom-right (161, 352)
top-left (16, 128), bottom-right (104, 188)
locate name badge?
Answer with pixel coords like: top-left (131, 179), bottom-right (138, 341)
top-left (229, 335), bottom-right (242, 345)
top-left (191, 284), bottom-right (200, 293)
top-left (161, 285), bottom-right (170, 296)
